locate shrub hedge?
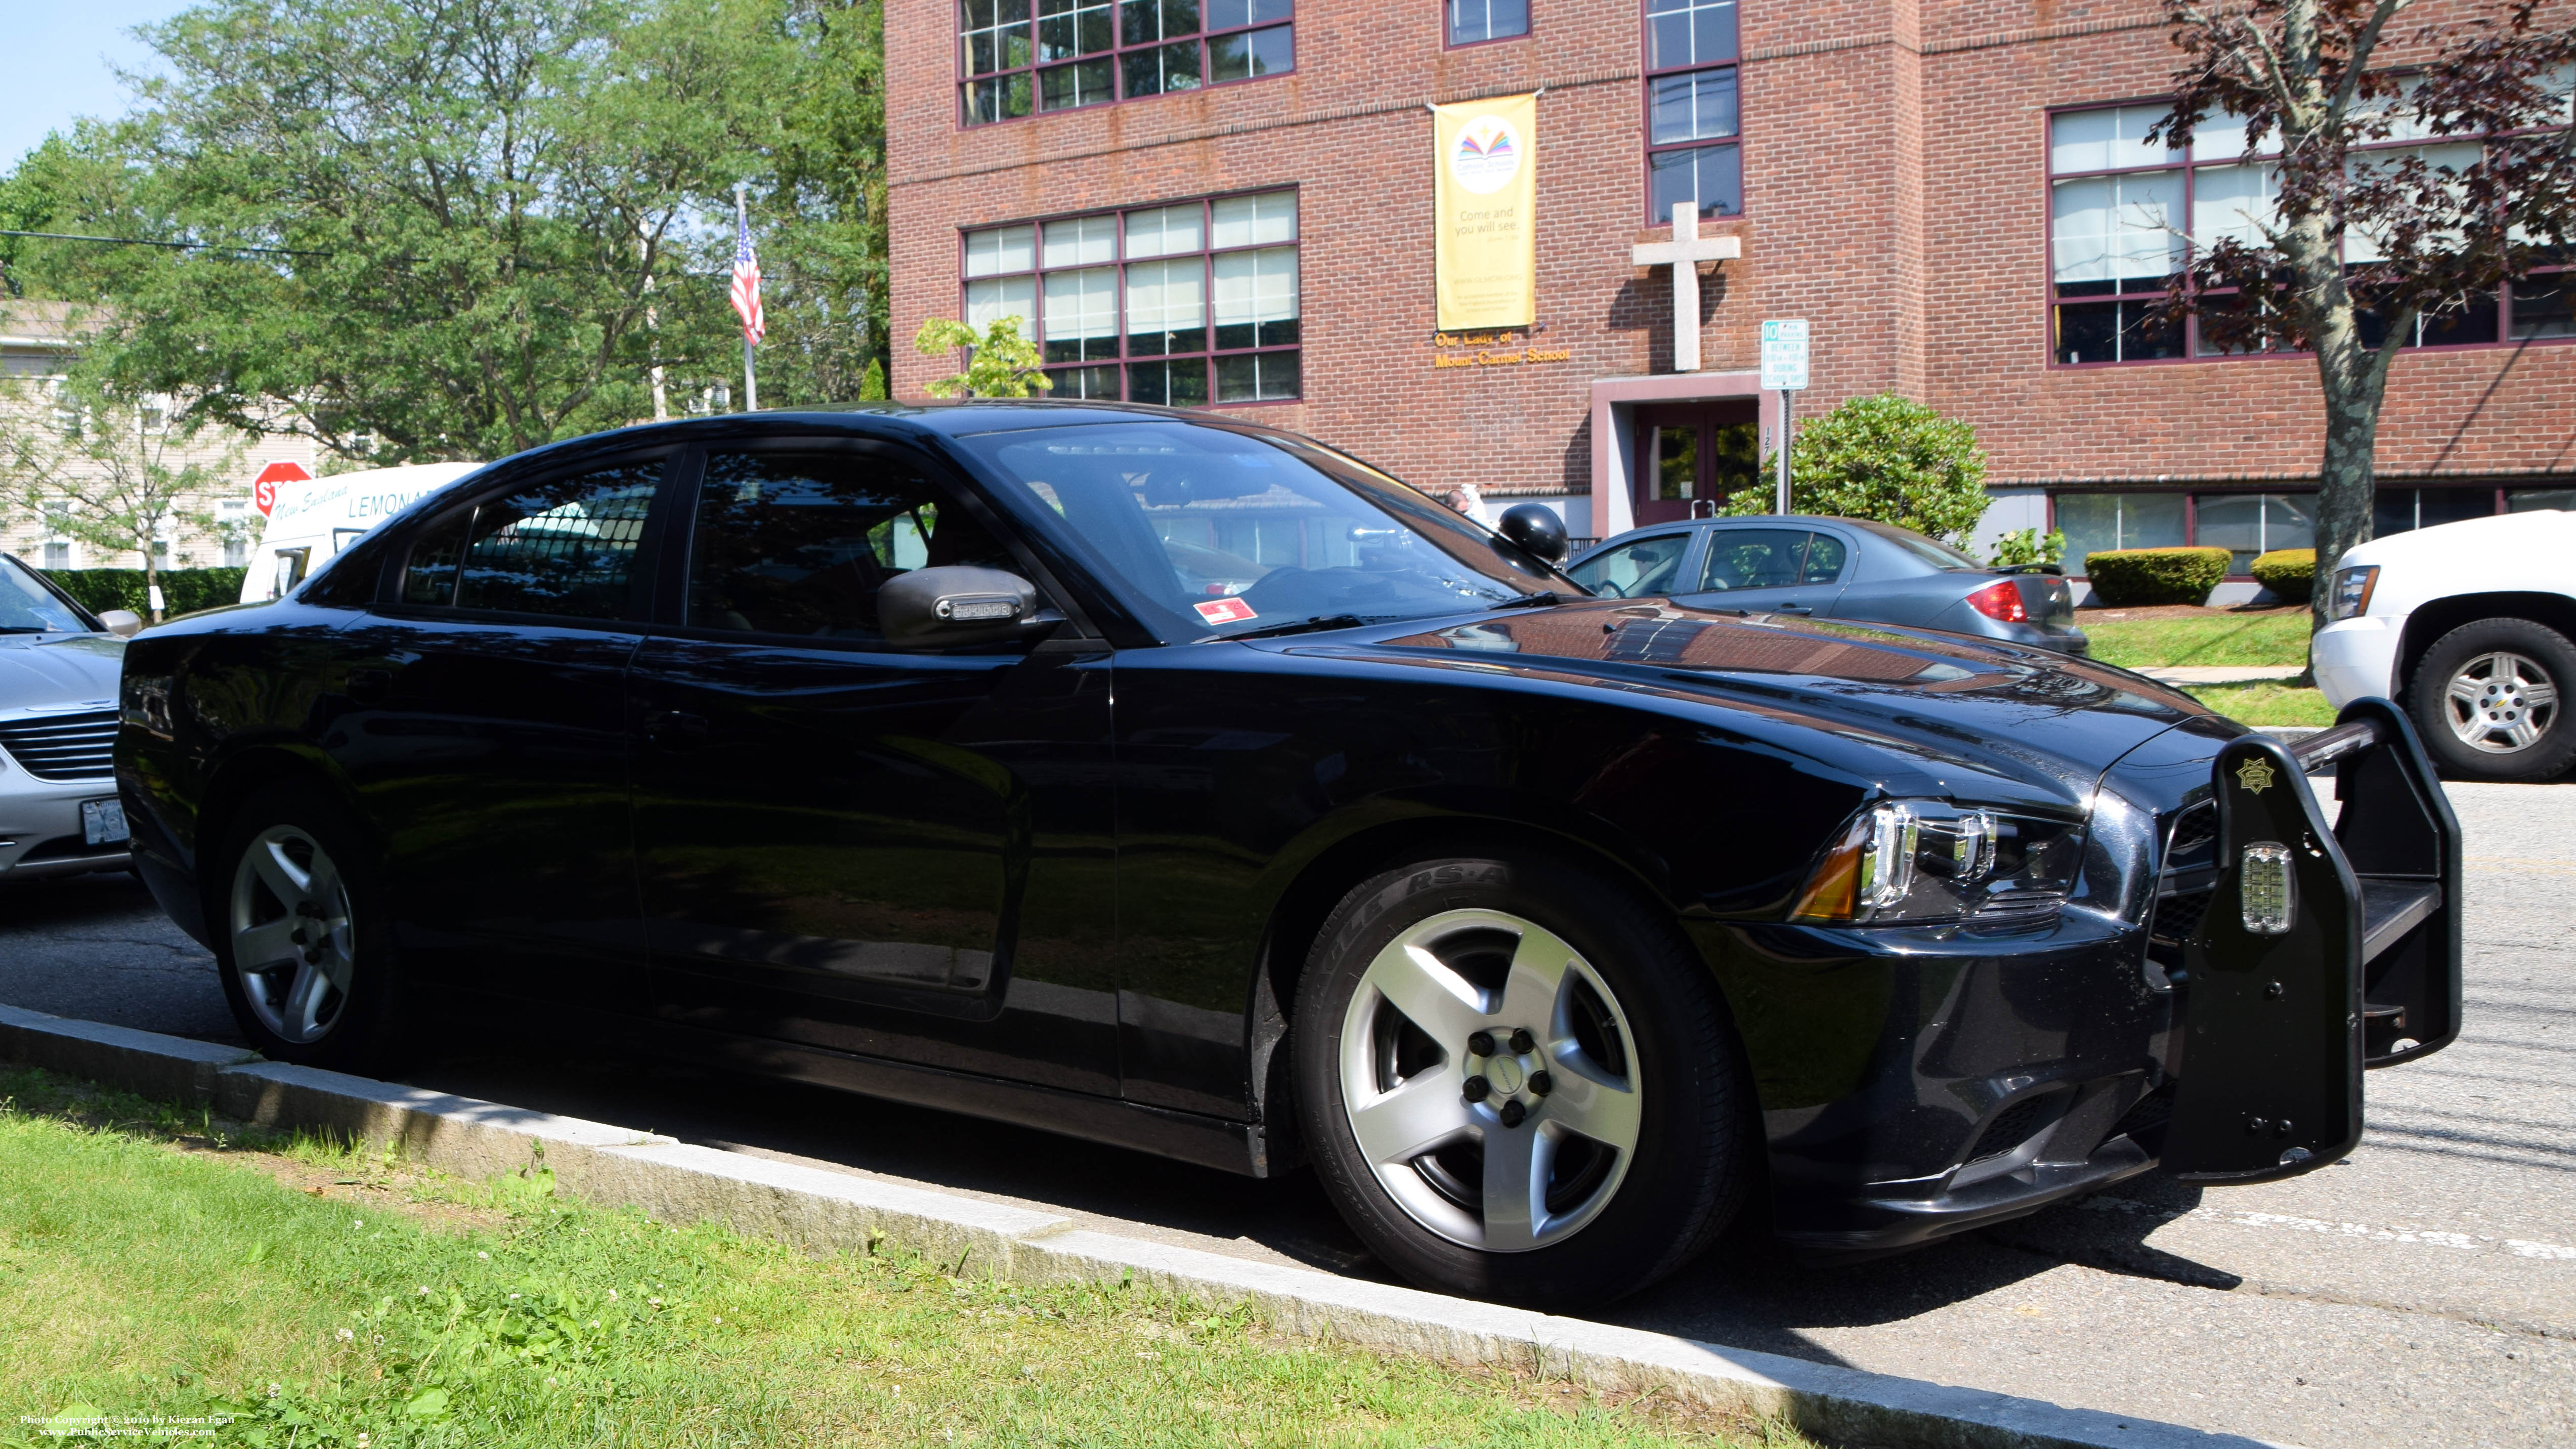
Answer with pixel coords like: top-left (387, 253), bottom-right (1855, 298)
top-left (2081, 547), bottom-right (2231, 607)
top-left (38, 567), bottom-right (248, 620)
top-left (2250, 548), bottom-right (2316, 603)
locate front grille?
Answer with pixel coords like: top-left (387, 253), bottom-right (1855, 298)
top-left (2150, 888), bottom-right (2214, 947)
top-left (2164, 800), bottom-right (2218, 867)
top-left (0, 709), bottom-right (119, 781)
top-left (1965, 1093), bottom-right (2056, 1165)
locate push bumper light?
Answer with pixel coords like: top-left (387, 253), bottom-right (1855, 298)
top-left (2241, 842), bottom-right (2295, 935)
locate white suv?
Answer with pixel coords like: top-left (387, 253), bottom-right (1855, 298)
top-left (2314, 509), bottom-right (2576, 782)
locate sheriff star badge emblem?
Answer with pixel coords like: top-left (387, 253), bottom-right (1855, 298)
top-left (2235, 756), bottom-right (2279, 795)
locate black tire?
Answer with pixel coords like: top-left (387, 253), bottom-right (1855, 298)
top-left (2408, 617), bottom-right (2576, 783)
top-left (208, 779), bottom-right (409, 1070)
top-left (1290, 854), bottom-right (1750, 1310)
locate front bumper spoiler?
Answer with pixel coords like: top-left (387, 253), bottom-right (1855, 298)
top-left (2161, 696), bottom-right (2463, 1182)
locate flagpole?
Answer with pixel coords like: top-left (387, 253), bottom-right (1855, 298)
top-left (735, 183), bottom-right (758, 413)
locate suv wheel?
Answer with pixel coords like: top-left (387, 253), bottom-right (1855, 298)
top-left (2410, 618), bottom-right (2576, 782)
top-left (1291, 855), bottom-right (1749, 1310)
top-left (211, 781), bottom-right (407, 1068)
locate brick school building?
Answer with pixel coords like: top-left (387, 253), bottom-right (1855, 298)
top-left (884, 0), bottom-right (2576, 577)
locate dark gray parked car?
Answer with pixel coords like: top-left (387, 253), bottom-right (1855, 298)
top-left (1566, 515), bottom-right (2087, 655)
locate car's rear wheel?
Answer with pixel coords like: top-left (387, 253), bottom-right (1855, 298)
top-left (1291, 854), bottom-right (1749, 1309)
top-left (2409, 618), bottom-right (2576, 782)
top-left (211, 781), bottom-right (406, 1069)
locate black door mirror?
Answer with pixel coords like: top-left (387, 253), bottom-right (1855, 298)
top-left (1497, 503), bottom-right (1569, 564)
top-left (878, 566), bottom-right (1051, 650)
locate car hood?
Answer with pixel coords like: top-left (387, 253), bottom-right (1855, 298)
top-left (1274, 598), bottom-right (2240, 807)
top-left (0, 633), bottom-right (125, 716)
top-left (2342, 507), bottom-right (2573, 571)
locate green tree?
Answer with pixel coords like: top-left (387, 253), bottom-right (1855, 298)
top-left (25, 0), bottom-right (815, 463)
top-left (2153, 0), bottom-right (2576, 630)
top-left (1721, 393), bottom-right (1992, 547)
top-left (914, 317), bottom-right (1053, 398)
top-left (3, 375), bottom-right (241, 622)
top-left (752, 0), bottom-right (890, 406)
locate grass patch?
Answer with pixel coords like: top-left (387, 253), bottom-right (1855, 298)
top-left (0, 1067), bottom-right (1804, 1449)
top-left (2082, 611), bottom-right (2314, 668)
top-left (2183, 682), bottom-right (2341, 727)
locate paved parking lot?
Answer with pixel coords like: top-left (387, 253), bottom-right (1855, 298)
top-left (4, 782), bottom-right (2568, 1448)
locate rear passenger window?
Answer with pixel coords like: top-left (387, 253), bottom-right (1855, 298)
top-left (461, 462), bottom-right (663, 617)
top-left (1800, 533), bottom-right (1848, 583)
top-left (685, 451), bottom-right (1013, 642)
top-left (1697, 529), bottom-right (1812, 589)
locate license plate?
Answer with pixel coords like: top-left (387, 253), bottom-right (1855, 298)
top-left (81, 798), bottom-right (130, 847)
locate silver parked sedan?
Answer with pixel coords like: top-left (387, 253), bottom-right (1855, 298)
top-left (1566, 515), bottom-right (2089, 655)
top-left (0, 553), bottom-right (140, 880)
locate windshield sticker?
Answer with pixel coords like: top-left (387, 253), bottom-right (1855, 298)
top-left (1195, 598), bottom-right (1258, 626)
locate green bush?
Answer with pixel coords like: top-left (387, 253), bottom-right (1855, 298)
top-left (1989, 527), bottom-right (2068, 569)
top-left (2081, 547), bottom-right (2230, 607)
top-left (2250, 547), bottom-right (2316, 603)
top-left (39, 567), bottom-right (248, 619)
top-left (1718, 393), bottom-right (1991, 548)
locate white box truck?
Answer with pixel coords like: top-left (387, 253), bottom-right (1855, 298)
top-left (240, 460), bottom-right (485, 605)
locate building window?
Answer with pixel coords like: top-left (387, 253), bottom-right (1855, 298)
top-left (2049, 100), bottom-right (2573, 364)
top-left (2054, 486), bottom-right (2517, 576)
top-left (1643, 0), bottom-right (1740, 222)
top-left (42, 542), bottom-right (72, 570)
top-left (1448, 0), bottom-right (1528, 46)
top-left (962, 0), bottom-right (1293, 126)
top-left (961, 189), bottom-right (1301, 405)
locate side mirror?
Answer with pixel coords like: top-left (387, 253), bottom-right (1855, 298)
top-left (1497, 503), bottom-right (1569, 564)
top-left (98, 609), bottom-right (143, 638)
top-left (879, 566), bottom-right (1050, 650)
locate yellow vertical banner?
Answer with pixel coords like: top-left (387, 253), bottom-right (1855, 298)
top-left (1433, 93), bottom-right (1537, 332)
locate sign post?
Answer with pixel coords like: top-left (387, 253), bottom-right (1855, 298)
top-left (1759, 319), bottom-right (1809, 515)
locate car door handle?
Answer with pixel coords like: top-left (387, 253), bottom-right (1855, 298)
top-left (1775, 605), bottom-right (1814, 616)
top-left (644, 709), bottom-right (710, 748)
top-left (346, 667), bottom-right (394, 704)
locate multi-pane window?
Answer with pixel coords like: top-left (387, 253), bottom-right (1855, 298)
top-left (962, 0), bottom-right (1293, 125)
top-left (1643, 0), bottom-right (1741, 222)
top-left (1448, 0), bottom-right (1528, 46)
top-left (2053, 486), bottom-right (2530, 577)
top-left (961, 190), bottom-right (1301, 405)
top-left (2049, 100), bottom-right (2574, 364)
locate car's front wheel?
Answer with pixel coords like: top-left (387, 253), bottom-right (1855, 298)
top-left (211, 781), bottom-right (406, 1069)
top-left (1291, 854), bottom-right (1749, 1309)
top-left (2410, 617), bottom-right (2576, 782)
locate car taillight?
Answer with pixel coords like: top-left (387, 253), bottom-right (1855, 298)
top-left (1966, 579), bottom-right (2028, 623)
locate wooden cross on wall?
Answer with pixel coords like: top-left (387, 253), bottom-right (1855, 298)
top-left (1630, 202), bottom-right (1740, 373)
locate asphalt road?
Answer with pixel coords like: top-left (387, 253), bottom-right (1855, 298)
top-left (4, 782), bottom-right (2568, 1448)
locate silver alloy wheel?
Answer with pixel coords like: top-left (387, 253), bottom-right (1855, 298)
top-left (2442, 650), bottom-right (2559, 754)
top-left (1337, 908), bottom-right (1643, 1253)
top-left (228, 824), bottom-right (357, 1044)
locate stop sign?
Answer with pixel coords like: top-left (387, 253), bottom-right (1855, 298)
top-left (252, 460), bottom-right (312, 517)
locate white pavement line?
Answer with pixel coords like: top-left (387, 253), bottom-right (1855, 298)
top-left (0, 1006), bottom-right (2307, 1449)
top-left (2075, 1195), bottom-right (2576, 1261)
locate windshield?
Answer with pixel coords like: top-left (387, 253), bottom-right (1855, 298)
top-left (951, 420), bottom-right (1567, 640)
top-left (0, 557), bottom-right (95, 633)
top-left (1860, 522), bottom-right (1985, 572)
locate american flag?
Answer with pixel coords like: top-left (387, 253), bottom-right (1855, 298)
top-left (728, 210), bottom-right (764, 345)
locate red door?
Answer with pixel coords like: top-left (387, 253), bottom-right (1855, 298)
top-left (1633, 402), bottom-right (1759, 526)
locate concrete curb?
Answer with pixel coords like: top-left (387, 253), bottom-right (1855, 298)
top-left (0, 1003), bottom-right (2297, 1449)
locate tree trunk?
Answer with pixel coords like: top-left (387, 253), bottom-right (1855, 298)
top-left (2301, 281), bottom-right (2401, 639)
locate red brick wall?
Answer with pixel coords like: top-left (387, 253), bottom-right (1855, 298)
top-left (888, 0), bottom-right (2576, 501)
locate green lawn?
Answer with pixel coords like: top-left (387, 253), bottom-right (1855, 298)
top-left (0, 1069), bottom-right (1799, 1449)
top-left (2181, 681), bottom-right (2342, 727)
top-left (2082, 611), bottom-right (2313, 669)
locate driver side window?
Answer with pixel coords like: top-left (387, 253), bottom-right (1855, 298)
top-left (1568, 534), bottom-right (1690, 599)
top-left (685, 450), bottom-right (1014, 643)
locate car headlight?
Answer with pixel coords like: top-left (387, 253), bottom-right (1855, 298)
top-left (1790, 800), bottom-right (2085, 924)
top-left (2328, 565), bottom-right (2380, 621)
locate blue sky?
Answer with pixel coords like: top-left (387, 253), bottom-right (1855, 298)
top-left (4, 2), bottom-right (189, 171)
